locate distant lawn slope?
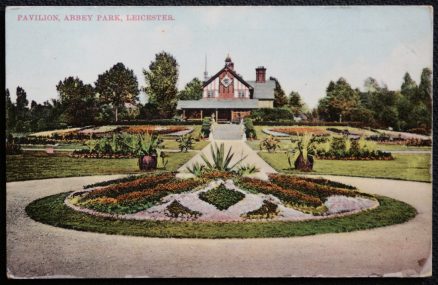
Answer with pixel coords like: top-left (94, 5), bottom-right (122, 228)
top-left (259, 153), bottom-right (431, 182)
top-left (6, 151), bottom-right (196, 182)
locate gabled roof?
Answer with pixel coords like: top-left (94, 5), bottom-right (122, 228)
top-left (247, 80), bottom-right (275, 100)
top-left (204, 66), bottom-right (253, 90)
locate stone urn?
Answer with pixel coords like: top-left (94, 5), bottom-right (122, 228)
top-left (294, 153), bottom-right (314, 172)
top-left (138, 154), bottom-right (157, 170)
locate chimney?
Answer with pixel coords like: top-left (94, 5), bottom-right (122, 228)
top-left (255, 66), bottom-right (266, 83)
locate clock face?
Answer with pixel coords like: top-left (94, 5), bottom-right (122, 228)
top-left (221, 75), bottom-right (232, 87)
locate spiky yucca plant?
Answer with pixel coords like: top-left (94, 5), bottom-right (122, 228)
top-left (235, 164), bottom-right (259, 176)
top-left (186, 162), bottom-right (205, 177)
top-left (200, 142), bottom-right (247, 172)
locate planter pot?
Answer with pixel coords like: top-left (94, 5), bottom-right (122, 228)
top-left (139, 155), bottom-right (158, 170)
top-left (294, 153), bottom-right (314, 172)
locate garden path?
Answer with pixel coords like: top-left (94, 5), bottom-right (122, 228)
top-left (7, 175), bottom-right (431, 278)
top-left (177, 140), bottom-right (277, 178)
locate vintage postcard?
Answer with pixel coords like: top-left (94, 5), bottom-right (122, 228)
top-left (5, 6), bottom-right (432, 278)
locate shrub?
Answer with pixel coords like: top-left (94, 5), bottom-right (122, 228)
top-left (201, 117), bottom-right (212, 138)
top-left (250, 108), bottom-right (294, 122)
top-left (406, 138), bottom-right (432, 146)
top-left (243, 117), bottom-right (257, 139)
top-left (259, 136), bottom-right (280, 152)
top-left (235, 164), bottom-right (259, 176)
top-left (406, 128), bottom-right (430, 135)
top-left (176, 134), bottom-right (193, 152)
top-left (198, 184), bottom-right (245, 210)
top-left (6, 136), bottom-right (22, 155)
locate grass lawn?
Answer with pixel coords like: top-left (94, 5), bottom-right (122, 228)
top-left (375, 144), bottom-right (432, 152)
top-left (259, 152), bottom-right (431, 182)
top-left (161, 139), bottom-right (209, 150)
top-left (25, 192), bottom-right (416, 238)
top-left (6, 151), bottom-right (196, 182)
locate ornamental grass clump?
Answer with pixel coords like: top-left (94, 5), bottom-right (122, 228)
top-left (200, 142), bottom-right (247, 172)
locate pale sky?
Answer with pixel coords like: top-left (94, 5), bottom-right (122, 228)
top-left (6, 6), bottom-right (433, 108)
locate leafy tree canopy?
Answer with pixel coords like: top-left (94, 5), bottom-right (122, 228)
top-left (270, 76), bottom-right (288, 108)
top-left (144, 52), bottom-right (179, 118)
top-left (95, 62), bottom-right (139, 122)
top-left (179, 77), bottom-right (203, 100)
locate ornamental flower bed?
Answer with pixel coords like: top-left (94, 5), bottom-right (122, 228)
top-left (125, 125), bottom-right (188, 135)
top-left (67, 172), bottom-right (378, 222)
top-left (237, 177), bottom-right (323, 207)
top-left (271, 127), bottom-right (330, 136)
top-left (268, 174), bottom-right (359, 200)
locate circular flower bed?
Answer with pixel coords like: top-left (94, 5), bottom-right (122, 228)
top-left (65, 172), bottom-right (380, 222)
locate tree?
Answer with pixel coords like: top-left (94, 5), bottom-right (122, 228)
top-left (178, 77), bottom-right (203, 100)
top-left (5, 89), bottom-right (16, 132)
top-left (56, 76), bottom-right (97, 126)
top-left (288, 91), bottom-right (304, 115)
top-left (15, 86), bottom-right (29, 121)
top-left (418, 67), bottom-right (432, 113)
top-left (400, 72), bottom-right (418, 101)
top-left (95, 62), bottom-right (139, 122)
top-left (317, 78), bottom-right (360, 122)
top-left (144, 52), bottom-right (179, 118)
top-left (270, 76), bottom-right (288, 107)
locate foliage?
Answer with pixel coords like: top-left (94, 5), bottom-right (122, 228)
top-left (243, 117), bottom-right (257, 139)
top-left (317, 78), bottom-right (360, 122)
top-left (288, 91), bottom-right (305, 115)
top-left (315, 136), bottom-right (393, 160)
top-left (134, 133), bottom-right (163, 156)
top-left (178, 77), bottom-right (203, 100)
top-left (259, 136), bottom-right (280, 152)
top-left (6, 135), bottom-right (22, 155)
top-left (176, 134), bottom-right (193, 152)
top-left (250, 108), bottom-right (294, 122)
top-left (165, 200), bottom-right (202, 218)
top-left (235, 164), bottom-right (259, 176)
top-left (200, 142), bottom-right (247, 172)
top-left (144, 52), bottom-right (179, 118)
top-left (198, 184), bottom-right (245, 210)
top-left (95, 62), bottom-right (140, 122)
top-left (201, 117), bottom-right (212, 138)
top-left (56, 77), bottom-right (97, 126)
top-left (270, 76), bottom-right (288, 107)
top-left (186, 162), bottom-right (205, 177)
top-left (243, 200), bottom-right (279, 219)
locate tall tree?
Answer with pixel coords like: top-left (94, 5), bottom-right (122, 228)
top-left (317, 78), bottom-right (360, 122)
top-left (288, 91), bottom-right (304, 115)
top-left (95, 63), bottom-right (139, 122)
top-left (178, 77), bottom-right (203, 100)
top-left (400, 72), bottom-right (418, 101)
top-left (15, 86), bottom-right (29, 121)
top-left (5, 89), bottom-right (16, 132)
top-left (270, 76), bottom-right (288, 107)
top-left (144, 52), bottom-right (179, 118)
top-left (418, 67), bottom-right (432, 113)
top-left (56, 77), bottom-right (97, 126)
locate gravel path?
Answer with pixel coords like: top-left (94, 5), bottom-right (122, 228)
top-left (6, 175), bottom-right (431, 278)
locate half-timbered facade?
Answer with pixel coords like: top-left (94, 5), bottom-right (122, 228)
top-left (177, 56), bottom-right (275, 122)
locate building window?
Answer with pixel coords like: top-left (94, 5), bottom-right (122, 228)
top-left (207, 90), bottom-right (214, 98)
top-left (238, 90), bottom-right (245, 98)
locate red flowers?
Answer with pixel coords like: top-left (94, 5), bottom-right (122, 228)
top-left (125, 125), bottom-right (188, 134)
top-left (268, 174), bottom-right (357, 200)
top-left (238, 177), bottom-right (322, 207)
top-left (271, 127), bottom-right (329, 136)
